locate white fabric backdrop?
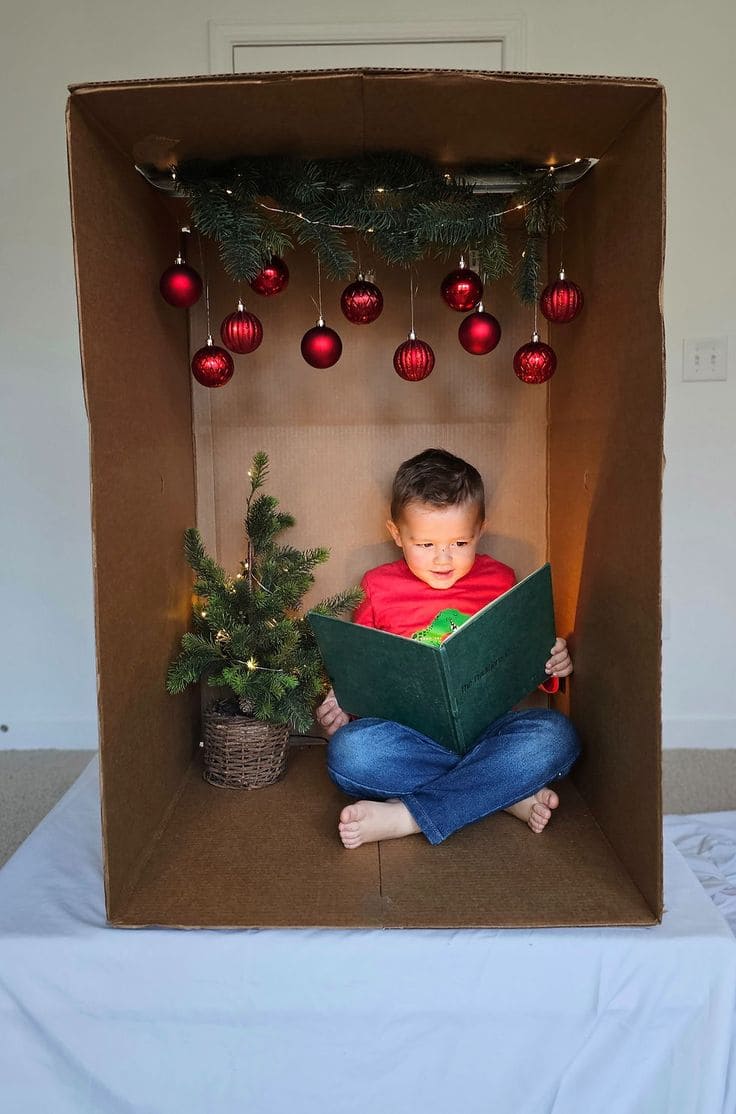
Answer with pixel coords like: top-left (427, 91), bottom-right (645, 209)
top-left (1, 759), bottom-right (735, 1114)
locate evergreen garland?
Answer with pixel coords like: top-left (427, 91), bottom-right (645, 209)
top-left (173, 152), bottom-right (565, 303)
top-left (167, 451), bottom-right (362, 733)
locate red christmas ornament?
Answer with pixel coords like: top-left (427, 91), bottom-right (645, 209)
top-left (191, 337), bottom-right (235, 388)
top-left (393, 331), bottom-right (435, 381)
top-left (540, 269), bottom-right (584, 323)
top-left (513, 332), bottom-right (557, 384)
top-left (301, 318), bottom-right (342, 368)
top-left (340, 275), bottom-right (384, 324)
top-left (159, 255), bottom-right (202, 308)
top-left (440, 258), bottom-right (483, 313)
top-left (220, 301), bottom-right (263, 354)
top-left (458, 303), bottom-right (502, 355)
top-left (249, 256), bottom-right (290, 297)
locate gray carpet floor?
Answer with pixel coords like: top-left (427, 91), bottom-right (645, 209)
top-left (0, 750), bottom-right (95, 868)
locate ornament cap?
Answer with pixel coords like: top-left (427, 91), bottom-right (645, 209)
top-left (175, 253), bottom-right (184, 265)
top-left (532, 330), bottom-right (540, 343)
top-left (477, 301), bottom-right (485, 313)
top-left (206, 334), bottom-right (214, 346)
top-left (237, 299), bottom-right (244, 312)
top-left (559, 268), bottom-right (566, 280)
top-left (458, 255), bottom-right (466, 269)
top-left (317, 316), bottom-right (325, 327)
top-left (408, 329), bottom-right (416, 340)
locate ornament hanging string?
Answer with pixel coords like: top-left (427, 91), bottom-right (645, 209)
top-left (197, 234), bottom-right (213, 342)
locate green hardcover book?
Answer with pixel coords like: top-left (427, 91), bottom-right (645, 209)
top-left (308, 563), bottom-right (556, 755)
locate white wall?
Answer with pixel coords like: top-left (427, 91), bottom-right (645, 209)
top-left (1, 0), bottom-right (734, 749)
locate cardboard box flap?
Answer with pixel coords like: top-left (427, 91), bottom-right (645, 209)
top-left (68, 69), bottom-right (661, 168)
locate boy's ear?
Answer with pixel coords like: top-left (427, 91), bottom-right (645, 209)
top-left (386, 518), bottom-right (403, 548)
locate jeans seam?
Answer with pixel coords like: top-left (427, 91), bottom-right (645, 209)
top-left (401, 793), bottom-right (444, 845)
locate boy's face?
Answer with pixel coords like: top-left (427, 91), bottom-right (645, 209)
top-left (387, 500), bottom-right (485, 590)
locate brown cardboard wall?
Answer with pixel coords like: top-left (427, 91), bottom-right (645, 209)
top-left (192, 242), bottom-right (548, 601)
top-left (549, 92), bottom-right (665, 913)
top-left (68, 102), bottom-right (199, 917)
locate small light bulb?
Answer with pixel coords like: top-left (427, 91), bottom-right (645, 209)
top-left (225, 188), bottom-right (233, 195)
top-left (201, 610), bottom-right (207, 618)
top-left (375, 187), bottom-right (385, 194)
top-left (247, 657), bottom-right (258, 671)
top-left (516, 204), bottom-right (523, 210)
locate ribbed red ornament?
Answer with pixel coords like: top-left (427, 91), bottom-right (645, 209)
top-left (300, 318), bottom-right (342, 368)
top-left (513, 333), bottom-right (557, 384)
top-left (249, 256), bottom-right (290, 297)
top-left (440, 261), bottom-right (483, 312)
top-left (191, 339), bottom-right (235, 387)
top-left (340, 276), bottom-right (384, 324)
top-left (393, 332), bottom-right (435, 381)
top-left (159, 257), bottom-right (203, 307)
top-left (540, 270), bottom-right (584, 323)
top-left (458, 304), bottom-right (502, 355)
top-left (220, 302), bottom-right (263, 354)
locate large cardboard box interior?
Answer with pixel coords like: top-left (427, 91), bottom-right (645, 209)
top-left (68, 70), bottom-right (664, 928)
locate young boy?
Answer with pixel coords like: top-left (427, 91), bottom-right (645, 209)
top-left (316, 448), bottom-right (580, 850)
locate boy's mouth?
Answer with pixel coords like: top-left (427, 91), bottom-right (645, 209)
top-left (431, 570), bottom-right (453, 578)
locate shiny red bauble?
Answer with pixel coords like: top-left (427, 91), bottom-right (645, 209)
top-left (191, 340), bottom-right (235, 387)
top-left (458, 305), bottom-right (502, 355)
top-left (440, 263), bottom-right (483, 312)
top-left (540, 270), bottom-right (584, 323)
top-left (513, 334), bottom-right (557, 384)
top-left (249, 256), bottom-right (290, 297)
top-left (301, 319), bottom-right (342, 368)
top-left (219, 302), bottom-right (263, 354)
top-left (393, 333), bottom-right (435, 381)
top-left (340, 276), bottom-right (384, 324)
top-left (159, 258), bottom-right (203, 308)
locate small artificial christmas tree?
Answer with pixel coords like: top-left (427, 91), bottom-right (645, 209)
top-left (167, 451), bottom-right (361, 734)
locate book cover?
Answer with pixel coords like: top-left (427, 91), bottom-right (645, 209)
top-left (308, 564), bottom-right (556, 754)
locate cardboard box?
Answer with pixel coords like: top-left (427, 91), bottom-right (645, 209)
top-left (67, 69), bottom-right (664, 928)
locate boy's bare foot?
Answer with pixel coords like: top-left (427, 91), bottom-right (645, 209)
top-left (338, 799), bottom-right (420, 848)
top-left (505, 787), bottom-right (559, 833)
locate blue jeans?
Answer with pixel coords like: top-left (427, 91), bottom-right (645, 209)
top-left (327, 710), bottom-right (581, 845)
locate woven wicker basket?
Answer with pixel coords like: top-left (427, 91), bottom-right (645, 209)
top-left (202, 708), bottom-right (289, 789)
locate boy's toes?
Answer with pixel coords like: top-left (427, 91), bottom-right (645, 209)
top-left (537, 788), bottom-right (559, 810)
top-left (340, 803), bottom-right (364, 825)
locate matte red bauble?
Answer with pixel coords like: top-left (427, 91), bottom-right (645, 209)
top-left (191, 339), bottom-right (235, 387)
top-left (440, 261), bottom-right (483, 312)
top-left (159, 256), bottom-right (202, 308)
top-left (249, 256), bottom-right (290, 297)
top-left (340, 276), bottom-right (384, 324)
top-left (458, 304), bottom-right (502, 355)
top-left (513, 333), bottom-right (557, 384)
top-left (301, 318), bottom-right (342, 368)
top-left (220, 302), bottom-right (263, 354)
top-left (540, 269), bottom-right (584, 323)
top-left (393, 332), bottom-right (435, 381)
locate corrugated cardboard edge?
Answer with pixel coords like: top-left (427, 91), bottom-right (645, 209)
top-left (68, 68), bottom-right (663, 96)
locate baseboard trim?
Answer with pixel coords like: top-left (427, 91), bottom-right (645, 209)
top-left (0, 719), bottom-right (98, 750)
top-left (663, 716), bottom-right (736, 750)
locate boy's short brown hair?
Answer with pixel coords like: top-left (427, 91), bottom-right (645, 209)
top-left (390, 448), bottom-right (485, 523)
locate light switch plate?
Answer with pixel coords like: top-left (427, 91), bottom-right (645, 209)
top-left (683, 336), bottom-right (728, 381)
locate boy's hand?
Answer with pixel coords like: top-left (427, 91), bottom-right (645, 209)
top-left (546, 636), bottom-right (573, 678)
top-left (316, 688), bottom-right (351, 737)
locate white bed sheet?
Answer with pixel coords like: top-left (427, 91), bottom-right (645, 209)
top-left (1, 757), bottom-right (735, 1114)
